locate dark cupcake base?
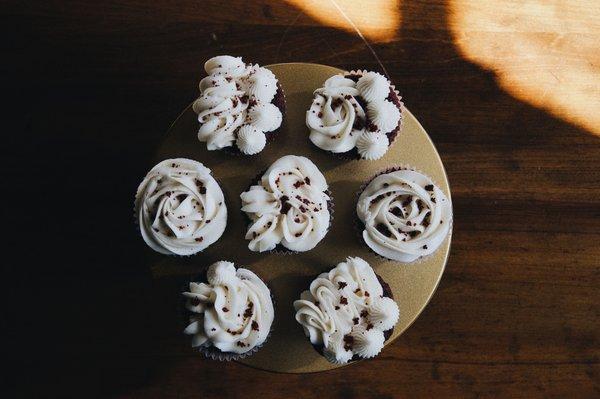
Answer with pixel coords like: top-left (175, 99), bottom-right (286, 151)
top-left (310, 273), bottom-right (395, 363)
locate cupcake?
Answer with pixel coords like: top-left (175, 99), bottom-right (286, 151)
top-left (293, 256), bottom-right (400, 364)
top-left (182, 261), bottom-right (274, 360)
top-left (134, 158), bottom-right (227, 255)
top-left (306, 71), bottom-right (402, 160)
top-left (192, 55), bottom-right (286, 155)
top-left (356, 167), bottom-right (452, 263)
top-left (240, 155), bottom-right (332, 253)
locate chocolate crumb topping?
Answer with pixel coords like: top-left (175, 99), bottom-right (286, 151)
top-left (190, 297), bottom-right (201, 306)
top-left (366, 323), bottom-right (374, 331)
top-left (353, 117), bottom-right (364, 130)
top-left (390, 207), bottom-right (403, 217)
top-left (194, 237), bottom-right (204, 242)
top-left (338, 281), bottom-right (347, 290)
top-left (280, 195), bottom-right (291, 214)
top-left (353, 317), bottom-right (359, 325)
top-left (360, 310), bottom-right (369, 318)
top-left (251, 321), bottom-right (259, 331)
top-left (375, 223), bottom-right (392, 237)
top-left (424, 184), bottom-right (434, 191)
top-left (243, 302), bottom-right (254, 318)
top-left (343, 334), bottom-right (354, 351)
top-left (340, 296), bottom-right (348, 305)
top-left (370, 194), bottom-right (386, 205)
top-left (222, 307), bottom-right (229, 312)
top-left (331, 98), bottom-right (343, 109)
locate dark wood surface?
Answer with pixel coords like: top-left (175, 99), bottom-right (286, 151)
top-left (5, 0), bottom-right (599, 397)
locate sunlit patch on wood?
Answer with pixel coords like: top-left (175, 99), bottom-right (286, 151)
top-left (449, 0), bottom-right (600, 135)
top-left (285, 0), bottom-right (401, 42)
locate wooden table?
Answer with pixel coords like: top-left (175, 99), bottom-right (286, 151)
top-left (6, 1), bottom-right (599, 397)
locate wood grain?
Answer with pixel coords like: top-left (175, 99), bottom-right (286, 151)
top-left (4, 0), bottom-right (599, 397)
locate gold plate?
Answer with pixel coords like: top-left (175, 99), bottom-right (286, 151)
top-left (153, 63), bottom-right (452, 373)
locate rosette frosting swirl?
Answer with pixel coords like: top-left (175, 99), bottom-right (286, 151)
top-left (183, 261), bottom-right (274, 354)
top-left (293, 257), bottom-right (399, 364)
top-left (192, 55), bottom-right (283, 154)
top-left (134, 158), bottom-right (227, 255)
top-left (357, 168), bottom-right (452, 262)
top-left (306, 71), bottom-right (401, 160)
top-left (240, 155), bottom-right (331, 252)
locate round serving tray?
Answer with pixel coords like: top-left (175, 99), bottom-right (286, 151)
top-left (152, 63), bottom-right (452, 373)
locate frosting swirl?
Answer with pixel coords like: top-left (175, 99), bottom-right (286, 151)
top-left (357, 168), bottom-right (452, 262)
top-left (240, 155), bottom-right (331, 252)
top-left (236, 125), bottom-right (266, 155)
top-left (183, 261), bottom-right (274, 354)
top-left (306, 71), bottom-right (401, 160)
top-left (134, 158), bottom-right (227, 255)
top-left (192, 55), bottom-right (282, 154)
top-left (356, 131), bottom-right (389, 161)
top-left (293, 257), bottom-right (399, 364)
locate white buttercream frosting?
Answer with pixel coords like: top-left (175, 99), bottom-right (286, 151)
top-left (246, 67), bottom-right (278, 103)
top-left (367, 100), bottom-right (401, 133)
top-left (134, 158), bottom-right (227, 255)
top-left (240, 155), bottom-right (331, 252)
top-left (192, 55), bottom-right (282, 153)
top-left (183, 261), bottom-right (274, 354)
top-left (293, 257), bottom-right (399, 364)
top-left (356, 131), bottom-right (389, 161)
top-left (306, 71), bottom-right (401, 160)
top-left (356, 71), bottom-right (390, 102)
top-left (236, 125), bottom-right (266, 155)
top-left (247, 103), bottom-right (282, 132)
top-left (357, 168), bottom-right (452, 262)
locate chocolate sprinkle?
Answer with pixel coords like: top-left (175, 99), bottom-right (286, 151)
top-left (343, 334), bottom-right (354, 351)
top-left (190, 297), bottom-right (201, 306)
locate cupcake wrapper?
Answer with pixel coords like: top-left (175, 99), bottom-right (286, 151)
top-left (181, 271), bottom-right (276, 362)
top-left (133, 165), bottom-right (228, 257)
top-left (355, 164), bottom-right (453, 265)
